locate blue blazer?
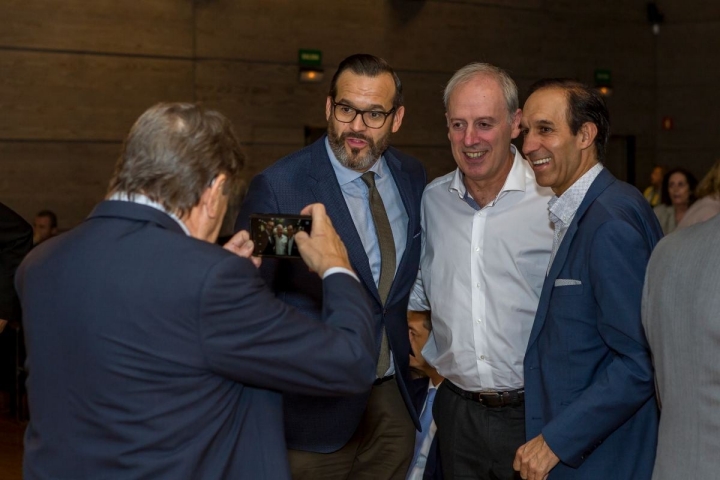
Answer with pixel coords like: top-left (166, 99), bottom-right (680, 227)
top-left (236, 136), bottom-right (426, 451)
top-left (410, 377), bottom-right (443, 480)
top-left (523, 169), bottom-right (662, 479)
top-left (17, 201), bottom-right (377, 480)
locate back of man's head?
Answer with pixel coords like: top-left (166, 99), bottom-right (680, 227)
top-left (108, 103), bottom-right (245, 217)
top-left (527, 79), bottom-right (610, 162)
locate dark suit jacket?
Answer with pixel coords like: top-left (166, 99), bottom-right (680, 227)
top-left (410, 377), bottom-right (442, 480)
top-left (0, 201), bottom-right (32, 322)
top-left (524, 170), bottom-right (662, 479)
top-left (236, 136), bottom-right (426, 451)
top-left (17, 200), bottom-right (377, 480)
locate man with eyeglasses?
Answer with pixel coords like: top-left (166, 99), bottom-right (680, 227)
top-left (237, 54), bottom-right (426, 479)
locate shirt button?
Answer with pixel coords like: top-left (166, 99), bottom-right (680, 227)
top-left (475, 247), bottom-right (480, 252)
top-left (477, 318), bottom-right (482, 323)
top-left (476, 283), bottom-right (480, 288)
top-left (480, 355), bottom-right (485, 360)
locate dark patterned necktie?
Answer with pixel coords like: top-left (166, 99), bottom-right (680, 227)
top-left (361, 171), bottom-right (395, 377)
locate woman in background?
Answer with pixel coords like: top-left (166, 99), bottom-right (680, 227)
top-left (677, 159), bottom-right (720, 230)
top-left (653, 168), bottom-right (697, 235)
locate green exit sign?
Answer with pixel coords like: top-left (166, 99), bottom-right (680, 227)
top-left (594, 69), bottom-right (612, 86)
top-left (299, 49), bottom-right (322, 67)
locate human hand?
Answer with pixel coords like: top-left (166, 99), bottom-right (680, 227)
top-left (513, 434), bottom-right (560, 480)
top-left (295, 203), bottom-right (351, 276)
top-left (223, 230), bottom-right (262, 268)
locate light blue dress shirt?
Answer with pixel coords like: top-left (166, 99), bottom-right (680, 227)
top-left (325, 138), bottom-right (408, 376)
top-left (325, 138), bottom-right (408, 282)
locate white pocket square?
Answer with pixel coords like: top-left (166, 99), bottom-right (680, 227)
top-left (555, 279), bottom-right (582, 286)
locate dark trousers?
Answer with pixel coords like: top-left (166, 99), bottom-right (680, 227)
top-left (288, 377), bottom-right (415, 480)
top-left (433, 381), bottom-right (525, 480)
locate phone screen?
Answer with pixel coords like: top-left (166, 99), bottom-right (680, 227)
top-left (249, 214), bottom-right (312, 258)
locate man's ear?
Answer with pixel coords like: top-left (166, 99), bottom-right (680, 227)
top-left (391, 105), bottom-right (405, 133)
top-left (325, 96), bottom-right (333, 122)
top-left (204, 173), bottom-right (228, 219)
top-left (509, 108), bottom-right (522, 140)
top-left (578, 122), bottom-right (598, 151)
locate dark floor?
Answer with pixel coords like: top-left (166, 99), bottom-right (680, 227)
top-left (0, 408), bottom-right (24, 480)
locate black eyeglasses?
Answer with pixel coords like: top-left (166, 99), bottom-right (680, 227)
top-left (331, 101), bottom-right (396, 129)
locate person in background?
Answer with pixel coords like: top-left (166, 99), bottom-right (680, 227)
top-left (407, 310), bottom-right (443, 480)
top-left (33, 210), bottom-right (58, 245)
top-left (642, 214), bottom-right (720, 480)
top-left (676, 159), bottom-right (720, 229)
top-left (653, 167), bottom-right (697, 234)
top-left (0, 201), bottom-right (32, 411)
top-left (643, 166), bottom-right (665, 207)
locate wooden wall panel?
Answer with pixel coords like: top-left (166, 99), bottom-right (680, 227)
top-left (658, 23), bottom-right (720, 86)
top-left (542, 0), bottom-right (646, 21)
top-left (0, 142), bottom-right (119, 226)
top-left (0, 0), bottom-right (193, 57)
top-left (653, 0), bottom-right (720, 23)
top-left (0, 0), bottom-right (667, 228)
top-left (657, 86), bottom-right (718, 153)
top-left (0, 51), bottom-right (194, 141)
top-left (195, 60), bottom-right (329, 145)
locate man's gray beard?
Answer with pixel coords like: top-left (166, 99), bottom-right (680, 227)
top-left (327, 121), bottom-right (391, 171)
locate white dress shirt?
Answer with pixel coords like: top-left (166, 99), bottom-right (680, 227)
top-left (409, 146), bottom-right (554, 391)
top-left (547, 163), bottom-right (603, 269)
top-left (273, 234), bottom-right (288, 255)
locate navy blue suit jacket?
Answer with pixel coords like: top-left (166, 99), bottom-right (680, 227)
top-left (410, 377), bottom-right (442, 480)
top-left (17, 200), bottom-right (377, 480)
top-left (524, 170), bottom-right (662, 479)
top-left (236, 136), bottom-right (426, 451)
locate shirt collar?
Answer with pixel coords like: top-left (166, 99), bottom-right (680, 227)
top-left (548, 163), bottom-right (604, 226)
top-left (449, 144), bottom-right (527, 201)
top-left (325, 137), bottom-right (386, 186)
top-left (108, 192), bottom-right (191, 236)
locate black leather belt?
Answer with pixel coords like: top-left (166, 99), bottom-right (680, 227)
top-left (373, 375), bottom-right (395, 386)
top-left (446, 381), bottom-right (524, 408)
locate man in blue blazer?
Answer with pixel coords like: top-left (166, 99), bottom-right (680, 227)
top-left (237, 54), bottom-right (426, 478)
top-left (16, 103), bottom-right (379, 480)
top-left (514, 80), bottom-right (662, 479)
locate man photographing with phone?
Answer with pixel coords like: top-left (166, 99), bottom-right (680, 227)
top-left (16, 102), bottom-right (379, 480)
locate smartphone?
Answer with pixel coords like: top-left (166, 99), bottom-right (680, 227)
top-left (249, 214), bottom-right (312, 258)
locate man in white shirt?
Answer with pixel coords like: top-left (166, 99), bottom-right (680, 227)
top-left (409, 63), bottom-right (554, 480)
top-left (273, 224), bottom-right (288, 255)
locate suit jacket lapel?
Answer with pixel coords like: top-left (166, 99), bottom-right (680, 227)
top-left (384, 148), bottom-right (416, 304)
top-left (527, 169), bottom-right (617, 349)
top-left (307, 138), bottom-right (380, 304)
